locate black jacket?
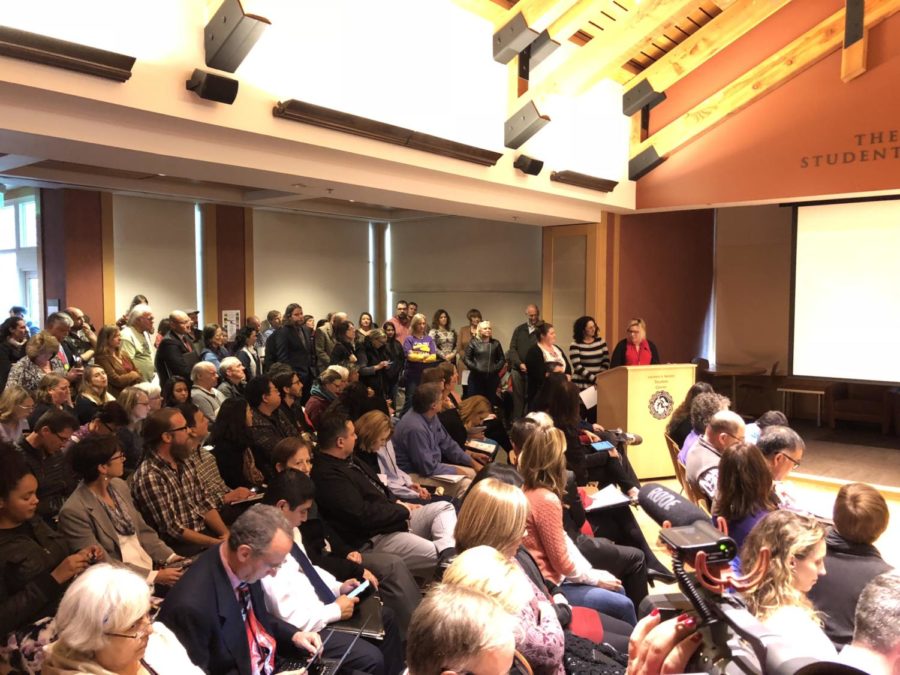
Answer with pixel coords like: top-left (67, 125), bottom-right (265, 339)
top-left (524, 343), bottom-right (572, 404)
top-left (158, 545), bottom-right (300, 675)
top-left (507, 323), bottom-right (538, 369)
top-left (808, 530), bottom-right (893, 647)
top-left (464, 338), bottom-right (505, 375)
top-left (154, 332), bottom-right (199, 388)
top-left (311, 451), bottom-right (410, 550)
top-left (329, 339), bottom-right (357, 367)
top-left (273, 325), bottom-right (313, 379)
top-left (609, 339), bottom-right (660, 368)
top-left (357, 341), bottom-right (390, 398)
top-left (0, 340), bottom-right (25, 391)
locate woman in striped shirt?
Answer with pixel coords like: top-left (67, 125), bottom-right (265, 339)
top-left (568, 316), bottom-right (610, 391)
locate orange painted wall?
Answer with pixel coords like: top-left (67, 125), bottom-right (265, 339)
top-left (637, 8), bottom-right (900, 210)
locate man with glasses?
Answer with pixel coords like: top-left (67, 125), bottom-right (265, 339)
top-left (16, 408), bottom-right (79, 523)
top-left (131, 408), bottom-right (228, 556)
top-left (685, 410), bottom-right (745, 503)
top-left (757, 425), bottom-right (806, 510)
top-left (159, 504), bottom-right (326, 675)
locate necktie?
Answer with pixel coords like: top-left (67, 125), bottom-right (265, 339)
top-left (237, 582), bottom-right (276, 675)
top-left (292, 543), bottom-right (337, 604)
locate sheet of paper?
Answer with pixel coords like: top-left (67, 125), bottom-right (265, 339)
top-left (461, 370), bottom-right (470, 386)
top-left (585, 484), bottom-right (631, 511)
top-left (430, 473), bottom-right (465, 483)
top-left (579, 386), bottom-right (597, 409)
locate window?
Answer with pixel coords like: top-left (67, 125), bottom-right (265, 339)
top-left (0, 194), bottom-right (41, 323)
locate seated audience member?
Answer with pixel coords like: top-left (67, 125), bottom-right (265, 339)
top-left (0, 385), bottom-right (33, 444)
top-left (58, 434), bottom-right (185, 589)
top-left (161, 374), bottom-right (190, 407)
top-left (190, 360), bottom-right (226, 423)
top-left (62, 307), bottom-right (97, 364)
top-left (837, 572), bottom-right (900, 675)
top-left (356, 410), bottom-right (431, 502)
top-left (273, 437), bottom-right (422, 635)
top-left (312, 409), bottom-right (457, 577)
top-left (177, 401), bottom-right (254, 516)
top-left (0, 445), bottom-right (102, 640)
top-left (153, 311), bottom-right (198, 388)
top-left (685, 409), bottom-right (745, 502)
top-left (271, 367), bottom-right (315, 439)
top-left (28, 373), bottom-right (75, 429)
top-left (158, 505), bottom-right (325, 674)
top-left (809, 483), bottom-right (893, 647)
top-left (420, 364), bottom-right (466, 444)
top-left (246, 374), bottom-right (297, 481)
top-left (260, 470), bottom-right (404, 674)
top-left (69, 402), bottom-right (129, 452)
top-left (666, 382), bottom-right (714, 450)
top-left (16, 409), bottom-right (79, 522)
top-left (217, 356), bottom-right (247, 400)
top-left (444, 545), bottom-right (564, 675)
top-left (744, 409), bottom-right (789, 445)
top-left (406, 584), bottom-right (517, 675)
top-left (677, 391), bottom-right (730, 464)
top-left (199, 323), bottom-right (229, 369)
top-left (519, 426), bottom-right (637, 626)
top-left (609, 318), bottom-right (660, 368)
top-left (357, 328), bottom-right (393, 401)
top-left (234, 325), bottom-right (262, 379)
top-left (329, 320), bottom-right (359, 367)
top-left (712, 442), bottom-right (779, 550)
top-left (459, 394), bottom-right (511, 452)
top-left (463, 321), bottom-right (505, 405)
top-left (392, 383), bottom-right (478, 498)
top-left (74, 365), bottom-right (116, 425)
top-left (7, 332), bottom-right (65, 396)
top-left (742, 510), bottom-right (835, 657)
top-left (115, 386), bottom-right (151, 474)
top-left (119, 303), bottom-right (156, 383)
top-left (210, 397), bottom-right (266, 490)
top-left (524, 322), bottom-right (572, 406)
top-left (568, 315), bottom-right (611, 392)
top-left (305, 366), bottom-right (347, 428)
top-left (130, 408), bottom-right (229, 555)
top-left (42, 564), bottom-right (202, 675)
top-left (134, 381), bottom-right (162, 412)
top-left (93, 325), bottom-right (142, 397)
top-left (0, 315), bottom-right (28, 391)
top-left (756, 425), bottom-right (806, 509)
top-left (336, 380), bottom-right (390, 422)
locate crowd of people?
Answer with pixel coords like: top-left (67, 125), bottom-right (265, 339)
top-left (0, 297), bottom-right (896, 675)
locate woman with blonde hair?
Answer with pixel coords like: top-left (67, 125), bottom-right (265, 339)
top-left (74, 365), bottom-right (115, 425)
top-left (93, 326), bottom-right (142, 397)
top-left (609, 318), bottom-right (660, 368)
top-left (7, 332), bottom-right (62, 395)
top-left (518, 426), bottom-right (637, 626)
top-left (115, 386), bottom-right (153, 473)
top-left (401, 313), bottom-right (439, 415)
top-left (741, 510), bottom-right (835, 656)
top-left (0, 385), bottom-right (33, 443)
top-left (463, 320), bottom-right (505, 405)
top-left (355, 409), bottom-right (431, 502)
top-left (28, 372), bottom-right (74, 429)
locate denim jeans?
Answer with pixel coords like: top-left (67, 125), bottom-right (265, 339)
top-left (560, 581), bottom-right (637, 626)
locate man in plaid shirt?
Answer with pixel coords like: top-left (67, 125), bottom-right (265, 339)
top-left (131, 408), bottom-right (229, 555)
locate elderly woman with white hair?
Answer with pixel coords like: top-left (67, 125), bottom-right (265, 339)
top-left (463, 320), bottom-right (506, 406)
top-left (42, 564), bottom-right (202, 674)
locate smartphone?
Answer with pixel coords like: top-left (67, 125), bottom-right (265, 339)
top-left (347, 580), bottom-right (370, 598)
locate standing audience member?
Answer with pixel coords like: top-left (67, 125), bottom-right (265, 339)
top-left (711, 442), bottom-right (779, 550)
top-left (234, 325), bottom-right (262, 379)
top-left (429, 309), bottom-right (456, 362)
top-left (357, 312), bottom-right (376, 345)
top-left (524, 322), bottom-right (572, 407)
top-left (74, 365), bottom-right (115, 425)
top-left (357, 328), bottom-right (393, 401)
top-left (158, 505), bottom-right (325, 674)
top-left (259, 309), bottom-right (282, 359)
top-left (809, 483), bottom-right (893, 647)
top-left (154, 311), bottom-right (198, 388)
top-left (314, 311), bottom-right (346, 373)
top-left (58, 434), bottom-right (185, 588)
top-left (0, 385), bottom-right (33, 443)
top-left (119, 304), bottom-right (156, 383)
top-left (455, 309), bottom-right (481, 396)
top-left (199, 324), bottom-right (228, 369)
top-left (387, 300), bottom-right (411, 344)
top-left (401, 313), bottom-right (439, 414)
top-left (568, 315), bottom-right (611, 391)
top-left (0, 315), bottom-right (28, 391)
top-left (16, 409), bottom-right (79, 522)
top-left (685, 410), bottom-right (746, 503)
top-left (508, 304), bottom-right (541, 420)
top-left (217, 355), bottom-right (247, 400)
top-left (246, 375), bottom-right (296, 481)
top-left (329, 320), bottom-right (359, 367)
top-left (62, 307), bottom-right (97, 364)
top-left (381, 322), bottom-right (404, 404)
top-left (609, 318), bottom-right (660, 368)
top-left (190, 360), bottom-right (226, 423)
top-left (392, 383), bottom-right (479, 498)
top-left (274, 303), bottom-right (315, 396)
top-left (464, 320), bottom-right (505, 406)
top-left (93, 325), bottom-right (142, 396)
top-left (7, 332), bottom-right (63, 395)
top-left (0, 445), bottom-right (103, 640)
top-left (44, 313), bottom-right (84, 383)
top-left (130, 408), bottom-right (229, 555)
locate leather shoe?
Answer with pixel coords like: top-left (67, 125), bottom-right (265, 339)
top-left (647, 568), bottom-right (677, 586)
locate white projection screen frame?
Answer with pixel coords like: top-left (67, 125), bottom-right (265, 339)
top-left (792, 199), bottom-right (900, 384)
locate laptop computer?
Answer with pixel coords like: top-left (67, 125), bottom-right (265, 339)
top-left (275, 615), bottom-right (371, 675)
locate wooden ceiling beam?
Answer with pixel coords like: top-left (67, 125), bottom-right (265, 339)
top-left (629, 0), bottom-right (900, 180)
top-left (451, 0), bottom-right (509, 23)
top-left (841, 0), bottom-right (868, 82)
top-left (546, 0), bottom-right (607, 43)
top-left (622, 0), bottom-right (791, 114)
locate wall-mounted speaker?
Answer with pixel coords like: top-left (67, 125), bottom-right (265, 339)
top-left (186, 69), bottom-right (239, 104)
top-left (513, 155), bottom-right (544, 176)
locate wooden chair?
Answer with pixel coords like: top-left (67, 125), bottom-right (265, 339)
top-left (665, 433), bottom-right (711, 512)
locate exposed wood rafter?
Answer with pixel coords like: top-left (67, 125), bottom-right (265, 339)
top-left (841, 0), bottom-right (868, 82)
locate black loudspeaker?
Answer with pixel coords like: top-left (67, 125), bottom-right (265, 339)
top-left (513, 154), bottom-right (544, 176)
top-left (186, 69), bottom-right (239, 104)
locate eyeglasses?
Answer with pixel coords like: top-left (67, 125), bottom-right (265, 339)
top-left (54, 432), bottom-right (73, 443)
top-left (105, 615), bottom-right (152, 641)
top-left (168, 425), bottom-right (189, 433)
top-left (779, 452), bottom-right (802, 468)
top-left (107, 453), bottom-right (125, 463)
top-left (724, 432), bottom-right (744, 444)
top-left (17, 404), bottom-right (34, 411)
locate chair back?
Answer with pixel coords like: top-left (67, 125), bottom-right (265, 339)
top-left (664, 433), bottom-right (688, 490)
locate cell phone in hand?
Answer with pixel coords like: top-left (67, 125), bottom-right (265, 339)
top-left (347, 579), bottom-right (370, 598)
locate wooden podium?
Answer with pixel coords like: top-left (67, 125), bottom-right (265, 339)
top-left (594, 364), bottom-right (696, 480)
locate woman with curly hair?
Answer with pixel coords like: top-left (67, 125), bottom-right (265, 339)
top-left (741, 510), bottom-right (835, 656)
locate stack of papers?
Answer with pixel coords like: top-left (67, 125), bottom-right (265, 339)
top-left (585, 484), bottom-right (631, 511)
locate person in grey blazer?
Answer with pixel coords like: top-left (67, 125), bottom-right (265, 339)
top-left (58, 434), bottom-right (185, 588)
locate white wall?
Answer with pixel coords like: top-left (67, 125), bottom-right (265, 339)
top-left (112, 195), bottom-right (196, 319)
top-left (390, 216), bottom-right (542, 348)
top-left (253, 210), bottom-right (370, 324)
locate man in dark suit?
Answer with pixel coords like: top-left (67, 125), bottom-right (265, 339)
top-left (273, 303), bottom-right (314, 402)
top-left (155, 310), bottom-right (200, 388)
top-left (507, 304), bottom-right (540, 419)
top-left (158, 504), bottom-right (323, 675)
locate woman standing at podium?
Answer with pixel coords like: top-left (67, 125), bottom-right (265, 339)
top-left (609, 318), bottom-right (660, 368)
